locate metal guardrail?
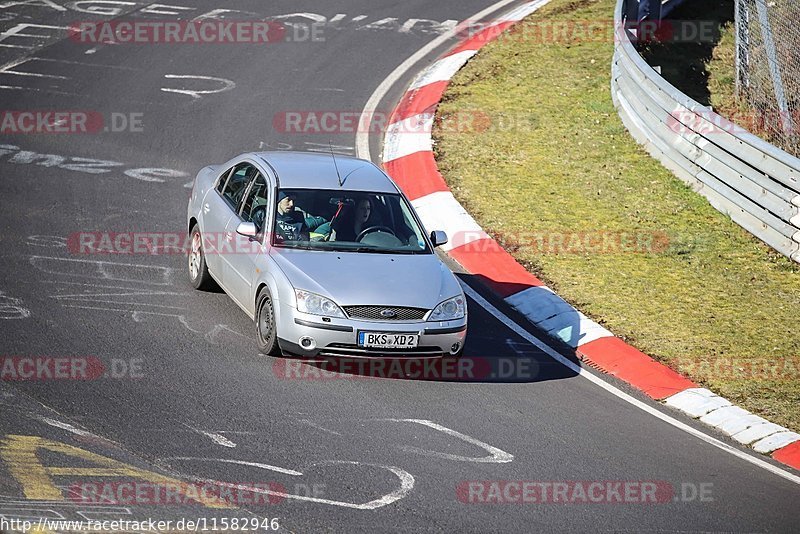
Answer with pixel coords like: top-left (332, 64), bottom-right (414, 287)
top-left (611, 0), bottom-right (800, 262)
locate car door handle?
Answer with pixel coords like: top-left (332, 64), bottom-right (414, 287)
top-left (225, 231), bottom-right (233, 241)
top-left (203, 203), bottom-right (211, 214)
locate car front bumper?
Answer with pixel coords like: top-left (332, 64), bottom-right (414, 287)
top-left (277, 302), bottom-right (467, 358)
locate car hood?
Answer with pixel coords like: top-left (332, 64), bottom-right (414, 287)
top-left (269, 248), bottom-right (460, 309)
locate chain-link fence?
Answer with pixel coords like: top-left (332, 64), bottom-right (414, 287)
top-left (735, 0), bottom-right (799, 156)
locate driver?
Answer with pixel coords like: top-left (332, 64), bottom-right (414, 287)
top-left (327, 197), bottom-right (378, 242)
top-left (353, 197), bottom-right (372, 238)
top-left (275, 191), bottom-right (309, 241)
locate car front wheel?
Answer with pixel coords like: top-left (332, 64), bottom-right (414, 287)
top-left (256, 287), bottom-right (281, 356)
top-left (188, 225), bottom-right (214, 290)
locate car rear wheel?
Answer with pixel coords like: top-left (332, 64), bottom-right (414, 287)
top-left (188, 225), bottom-right (215, 290)
top-left (256, 288), bottom-right (281, 356)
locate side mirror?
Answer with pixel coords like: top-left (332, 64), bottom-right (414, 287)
top-left (236, 221), bottom-right (258, 238)
top-left (430, 230), bottom-right (448, 248)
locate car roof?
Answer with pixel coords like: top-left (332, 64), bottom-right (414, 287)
top-left (253, 151), bottom-right (398, 193)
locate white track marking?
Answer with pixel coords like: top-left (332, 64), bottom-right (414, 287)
top-left (35, 416), bottom-right (118, 448)
top-left (299, 419), bottom-right (343, 436)
top-left (0, 84), bottom-right (75, 95)
top-left (53, 290), bottom-right (183, 299)
top-left (0, 23), bottom-right (66, 51)
top-left (356, 0), bottom-right (524, 160)
top-left (204, 324), bottom-right (250, 344)
top-left (182, 424), bottom-right (237, 448)
top-left (31, 58), bottom-right (136, 70)
top-left (0, 290), bottom-right (30, 319)
top-left (61, 305), bottom-right (185, 317)
top-left (57, 299), bottom-right (184, 310)
top-left (381, 419), bottom-right (514, 463)
top-left (178, 315), bottom-right (202, 333)
top-left (200, 432), bottom-right (236, 448)
top-left (460, 282), bottom-right (800, 484)
top-left (161, 74), bottom-right (235, 100)
top-left (166, 457), bottom-right (301, 476)
top-left (37, 417), bottom-right (96, 438)
top-left (174, 460), bottom-right (414, 509)
top-left (29, 256), bottom-right (174, 285)
top-left (2, 60), bottom-right (68, 79)
top-left (0, 144), bottom-right (187, 181)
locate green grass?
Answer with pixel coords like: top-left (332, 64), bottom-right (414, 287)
top-left (434, 0), bottom-right (800, 431)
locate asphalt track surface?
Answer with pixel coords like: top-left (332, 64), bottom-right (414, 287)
top-left (0, 1), bottom-right (798, 532)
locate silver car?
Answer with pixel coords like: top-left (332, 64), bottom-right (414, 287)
top-left (187, 152), bottom-right (467, 359)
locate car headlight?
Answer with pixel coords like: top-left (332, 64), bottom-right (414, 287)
top-left (295, 289), bottom-right (345, 318)
top-left (428, 295), bottom-right (466, 322)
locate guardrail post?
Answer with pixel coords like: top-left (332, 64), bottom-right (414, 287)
top-left (734, 0), bottom-right (748, 95)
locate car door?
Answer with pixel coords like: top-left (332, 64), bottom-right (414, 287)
top-left (200, 166), bottom-right (233, 277)
top-left (224, 169), bottom-right (270, 315)
top-left (202, 162), bottom-right (254, 282)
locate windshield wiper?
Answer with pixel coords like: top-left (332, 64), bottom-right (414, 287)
top-left (351, 247), bottom-right (423, 254)
top-left (275, 243), bottom-right (314, 250)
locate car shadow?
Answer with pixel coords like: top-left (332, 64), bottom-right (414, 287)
top-left (277, 273), bottom-right (585, 384)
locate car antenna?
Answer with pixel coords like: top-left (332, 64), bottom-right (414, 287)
top-left (329, 140), bottom-right (366, 188)
top-left (329, 141), bottom-right (344, 187)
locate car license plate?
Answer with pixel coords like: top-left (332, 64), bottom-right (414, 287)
top-left (358, 332), bottom-right (418, 349)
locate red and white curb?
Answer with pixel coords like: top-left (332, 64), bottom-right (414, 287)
top-left (379, 0), bottom-right (800, 471)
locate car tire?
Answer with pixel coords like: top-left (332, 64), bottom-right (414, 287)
top-left (256, 287), bottom-right (281, 356)
top-left (188, 225), bottom-right (215, 290)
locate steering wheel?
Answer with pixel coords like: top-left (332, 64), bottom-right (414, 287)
top-left (356, 225), bottom-right (396, 242)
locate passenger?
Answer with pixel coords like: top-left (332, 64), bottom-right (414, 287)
top-left (275, 191), bottom-right (309, 241)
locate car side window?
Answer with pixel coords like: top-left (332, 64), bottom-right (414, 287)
top-left (240, 173), bottom-right (269, 232)
top-left (215, 167), bottom-right (232, 194)
top-left (221, 162), bottom-right (257, 210)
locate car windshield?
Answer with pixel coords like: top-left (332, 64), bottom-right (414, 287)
top-left (272, 189), bottom-right (431, 254)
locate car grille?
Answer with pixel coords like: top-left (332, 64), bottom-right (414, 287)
top-left (343, 305), bottom-right (428, 322)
